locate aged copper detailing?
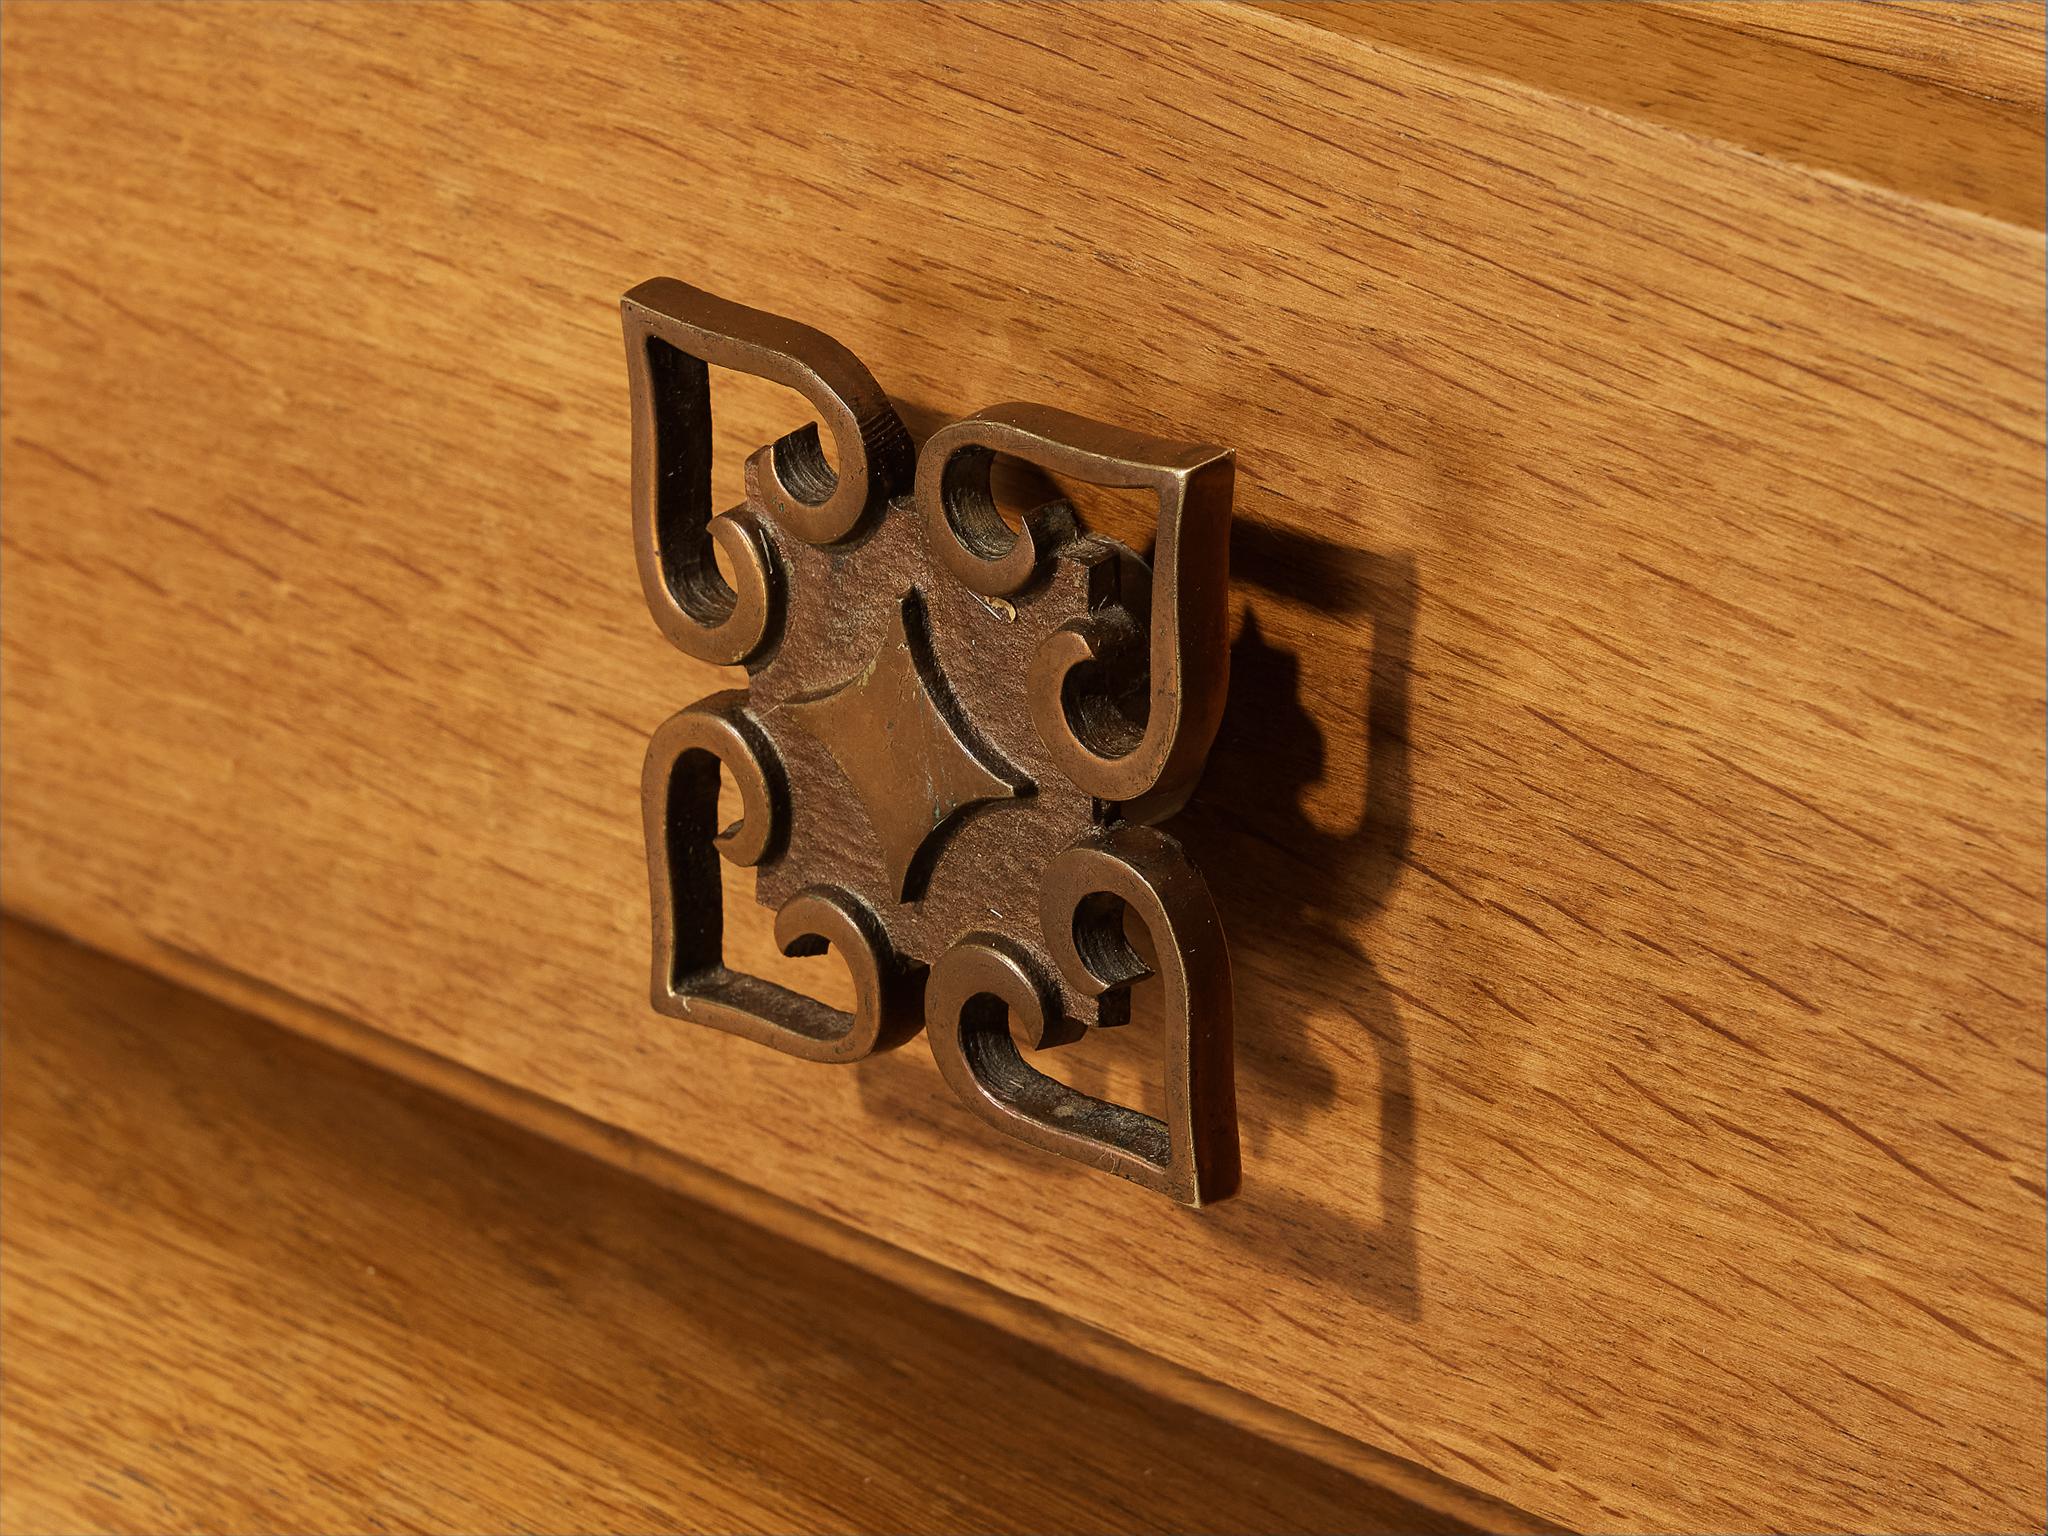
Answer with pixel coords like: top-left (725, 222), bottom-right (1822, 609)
top-left (625, 277), bottom-right (1238, 1205)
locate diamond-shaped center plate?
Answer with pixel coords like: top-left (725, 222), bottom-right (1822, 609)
top-left (783, 589), bottom-right (1025, 901)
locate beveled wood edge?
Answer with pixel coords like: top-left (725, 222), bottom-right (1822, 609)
top-left (1240, 0), bottom-right (2046, 229)
top-left (2, 899), bottom-right (1562, 1536)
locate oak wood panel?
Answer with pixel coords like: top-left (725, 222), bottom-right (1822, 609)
top-left (1666, 0), bottom-right (2047, 109)
top-left (0, 917), bottom-right (1482, 1536)
top-left (2, 4), bottom-right (2043, 1532)
top-left (1264, 1), bottom-right (2046, 226)
top-left (77, 907), bottom-right (1560, 1536)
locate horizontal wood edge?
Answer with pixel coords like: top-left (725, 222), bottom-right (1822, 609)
top-left (1246, 0), bottom-right (2046, 228)
top-left (2, 900), bottom-right (1563, 1536)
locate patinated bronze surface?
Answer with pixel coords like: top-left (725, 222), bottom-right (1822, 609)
top-left (624, 277), bottom-right (1238, 1205)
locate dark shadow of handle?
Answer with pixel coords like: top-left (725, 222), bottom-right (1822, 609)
top-left (1177, 516), bottom-right (1422, 1317)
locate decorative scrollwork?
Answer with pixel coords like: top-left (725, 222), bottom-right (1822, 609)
top-left (920, 404), bottom-right (1234, 823)
top-left (928, 827), bottom-right (1238, 1205)
top-left (626, 278), bottom-right (1238, 1205)
top-left (642, 693), bottom-right (913, 1062)
top-left (623, 278), bottom-right (915, 664)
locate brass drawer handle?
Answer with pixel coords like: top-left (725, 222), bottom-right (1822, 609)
top-left (623, 278), bottom-right (1238, 1206)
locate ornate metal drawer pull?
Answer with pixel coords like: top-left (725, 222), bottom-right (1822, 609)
top-left (623, 278), bottom-right (1238, 1206)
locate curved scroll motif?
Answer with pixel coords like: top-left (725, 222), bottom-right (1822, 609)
top-left (622, 278), bottom-right (915, 665)
top-left (916, 403), bottom-right (1233, 822)
top-left (926, 825), bottom-right (1239, 1207)
top-left (768, 886), bottom-right (928, 1063)
top-left (643, 692), bottom-right (921, 1062)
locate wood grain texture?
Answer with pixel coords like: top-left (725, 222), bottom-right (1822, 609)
top-left (0, 917), bottom-right (1482, 1536)
top-left (2, 3), bottom-right (2043, 1532)
top-left (1264, 1), bottom-right (2046, 226)
top-left (79, 907), bottom-right (1560, 1536)
top-left (1666, 0), bottom-right (2047, 108)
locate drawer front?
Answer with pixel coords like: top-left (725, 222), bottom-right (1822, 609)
top-left (3, 5), bottom-right (2042, 1531)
